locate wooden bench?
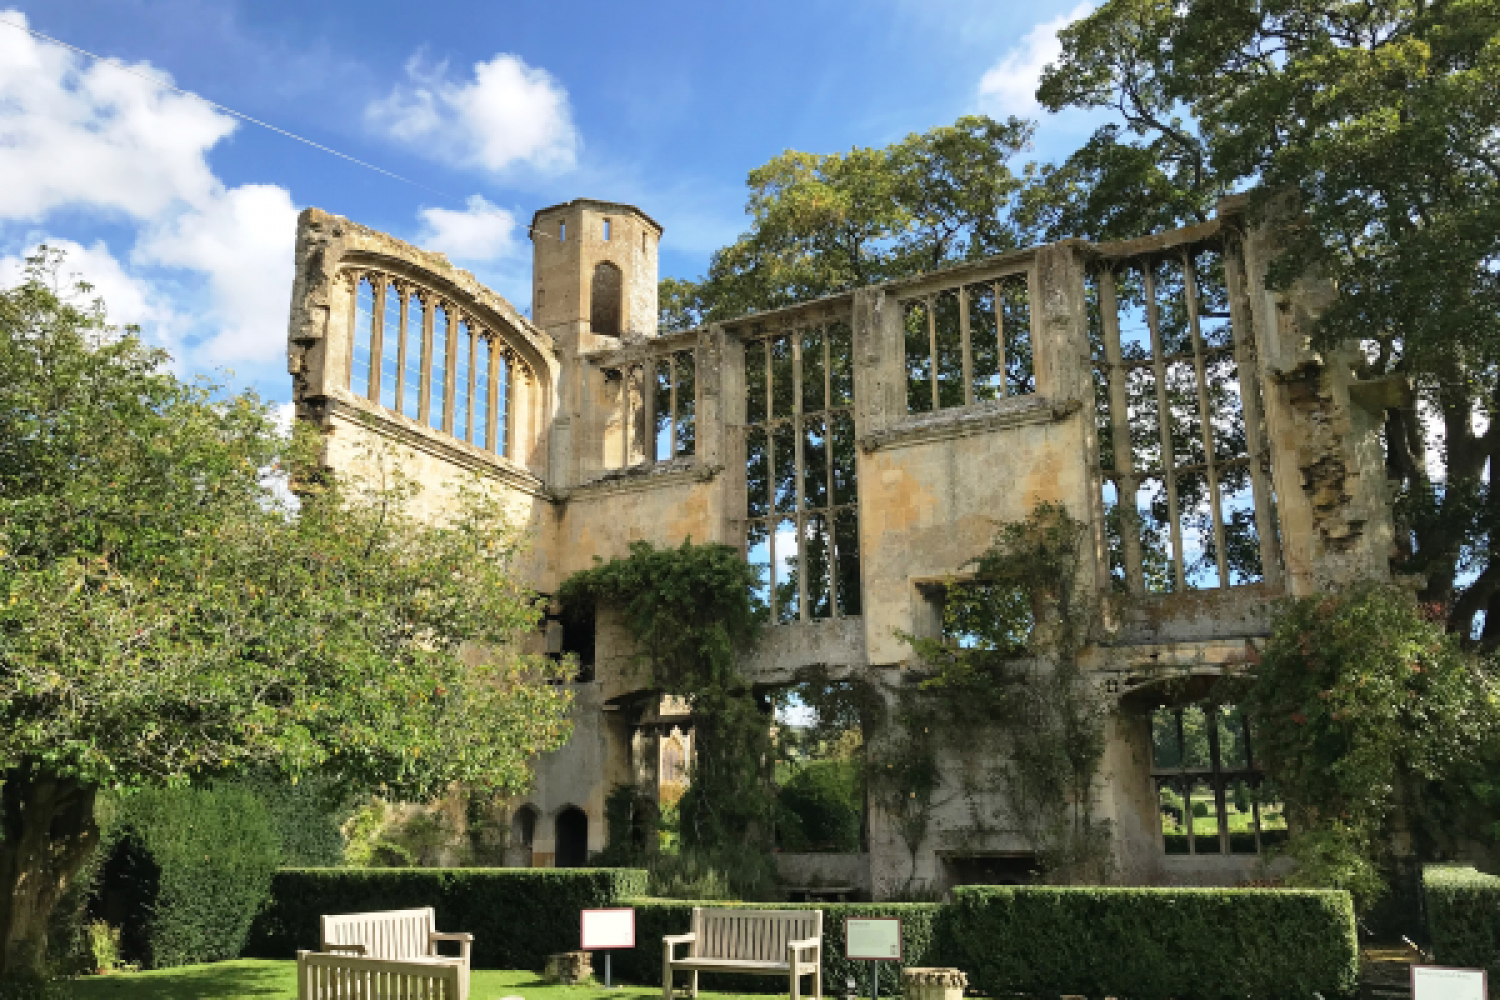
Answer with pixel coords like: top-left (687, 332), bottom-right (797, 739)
top-left (662, 907), bottom-right (822, 1000)
top-left (296, 907), bottom-right (473, 1000)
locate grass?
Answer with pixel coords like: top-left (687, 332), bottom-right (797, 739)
top-left (67, 961), bottom-right (776, 1000)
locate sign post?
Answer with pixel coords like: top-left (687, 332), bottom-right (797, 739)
top-left (581, 908), bottom-right (636, 988)
top-left (1411, 965), bottom-right (1487, 1000)
top-left (845, 917), bottom-right (902, 1000)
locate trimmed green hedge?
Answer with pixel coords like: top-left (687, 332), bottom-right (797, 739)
top-left (245, 867), bottom-right (647, 969)
top-left (101, 785), bottom-right (281, 969)
top-left (948, 885), bottom-right (1358, 1000)
top-left (613, 900), bottom-right (949, 993)
top-left (1425, 865), bottom-right (1500, 982)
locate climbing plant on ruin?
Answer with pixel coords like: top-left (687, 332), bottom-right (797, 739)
top-left (876, 504), bottom-right (1113, 885)
top-left (557, 539), bottom-right (776, 876)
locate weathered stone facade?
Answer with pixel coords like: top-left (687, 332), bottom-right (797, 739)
top-left (286, 194), bottom-right (1394, 895)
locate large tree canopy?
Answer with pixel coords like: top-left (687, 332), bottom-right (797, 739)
top-left (0, 251), bottom-right (572, 977)
top-left (1037, 0), bottom-right (1500, 636)
top-left (662, 115), bottom-right (1035, 328)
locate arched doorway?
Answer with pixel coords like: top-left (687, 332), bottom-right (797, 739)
top-left (590, 262), bottom-right (623, 336)
top-left (510, 805), bottom-right (539, 867)
top-left (555, 806), bottom-right (589, 867)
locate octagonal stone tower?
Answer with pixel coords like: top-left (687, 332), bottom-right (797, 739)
top-left (530, 199), bottom-right (663, 347)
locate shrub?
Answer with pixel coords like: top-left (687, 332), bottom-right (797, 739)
top-left (778, 760), bottom-right (862, 853)
top-left (1424, 865), bottom-right (1500, 982)
top-left (95, 785), bottom-right (280, 969)
top-left (246, 867), bottom-right (647, 969)
top-left (948, 885), bottom-right (1359, 1000)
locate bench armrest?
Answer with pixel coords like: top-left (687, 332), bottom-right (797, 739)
top-left (322, 943), bottom-right (367, 955)
top-left (663, 932), bottom-right (697, 960)
top-left (787, 937), bottom-right (821, 960)
top-left (429, 931), bottom-right (473, 961)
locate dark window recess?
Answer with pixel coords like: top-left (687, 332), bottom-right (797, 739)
top-left (941, 853), bottom-right (1038, 887)
top-left (556, 602), bottom-right (596, 682)
top-left (555, 806), bottom-right (589, 867)
top-left (591, 261), bottom-right (623, 336)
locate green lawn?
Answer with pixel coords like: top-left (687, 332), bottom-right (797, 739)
top-left (67, 961), bottom-right (771, 1000)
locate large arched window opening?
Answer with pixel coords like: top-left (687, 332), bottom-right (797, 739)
top-left (344, 268), bottom-right (534, 460)
top-left (590, 261), bottom-right (623, 336)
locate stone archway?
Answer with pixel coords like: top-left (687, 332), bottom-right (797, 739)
top-left (590, 262), bottom-right (623, 336)
top-left (555, 806), bottom-right (589, 867)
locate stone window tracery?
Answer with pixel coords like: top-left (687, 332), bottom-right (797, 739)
top-left (607, 350), bottom-right (696, 467)
top-left (1090, 240), bottom-right (1281, 593)
top-left (744, 320), bottom-right (860, 624)
top-left (343, 268), bottom-right (531, 460)
top-left (1150, 702), bottom-right (1287, 856)
top-left (903, 271), bottom-right (1034, 413)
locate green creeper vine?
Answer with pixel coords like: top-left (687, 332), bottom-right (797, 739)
top-left (879, 503), bottom-right (1113, 885)
top-left (558, 539), bottom-right (777, 888)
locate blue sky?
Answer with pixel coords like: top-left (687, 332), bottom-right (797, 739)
top-left (0, 0), bottom-right (1098, 414)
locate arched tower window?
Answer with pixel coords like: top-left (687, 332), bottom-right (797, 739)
top-left (590, 261), bottom-right (623, 336)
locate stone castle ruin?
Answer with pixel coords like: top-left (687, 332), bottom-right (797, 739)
top-left (285, 195), bottom-right (1395, 894)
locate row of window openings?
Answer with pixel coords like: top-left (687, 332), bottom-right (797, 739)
top-left (742, 323), bottom-right (861, 624)
top-left (904, 272), bottom-right (1034, 415)
top-left (555, 218), bottom-right (648, 252)
top-left (1089, 246), bottom-right (1279, 593)
top-left (1151, 703), bottom-right (1287, 856)
top-left (609, 352), bottom-right (697, 464)
top-left (351, 276), bottom-right (515, 455)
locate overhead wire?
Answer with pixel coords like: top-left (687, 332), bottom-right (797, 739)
top-left (0, 14), bottom-right (561, 239)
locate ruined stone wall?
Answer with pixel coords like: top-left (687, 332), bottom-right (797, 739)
top-left (288, 195), bottom-right (1399, 890)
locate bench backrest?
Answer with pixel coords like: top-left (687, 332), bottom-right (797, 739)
top-left (690, 908), bottom-right (822, 962)
top-left (321, 907), bottom-right (435, 961)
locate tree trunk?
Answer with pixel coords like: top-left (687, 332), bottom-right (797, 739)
top-left (0, 763), bottom-right (98, 979)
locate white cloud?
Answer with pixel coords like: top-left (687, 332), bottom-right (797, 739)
top-left (0, 10), bottom-right (235, 221)
top-left (415, 195), bottom-right (521, 262)
top-left (978, 3), bottom-right (1093, 118)
top-left (135, 184), bottom-right (300, 365)
top-left (367, 53), bottom-right (578, 174)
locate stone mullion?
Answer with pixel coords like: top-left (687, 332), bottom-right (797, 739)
top-left (669, 355), bottom-right (680, 459)
top-left (993, 280), bottom-right (1008, 397)
top-left (1100, 269), bottom-right (1144, 594)
top-left (763, 339), bottom-right (779, 622)
top-left (369, 277), bottom-right (387, 404)
top-left (959, 285), bottom-right (974, 406)
top-left (1184, 253), bottom-right (1229, 588)
top-left (1224, 236), bottom-right (1283, 588)
top-left (824, 330), bottom-right (839, 617)
top-left (926, 296), bottom-right (940, 411)
top-left (393, 283), bottom-right (408, 416)
top-left (1146, 263), bottom-right (1186, 591)
top-left (442, 303), bottom-right (457, 435)
top-left (345, 272), bottom-right (361, 391)
top-left (1177, 710), bottom-right (1195, 856)
top-left (485, 335), bottom-right (500, 454)
top-left (792, 330), bottom-right (808, 621)
top-left (642, 358), bottom-right (657, 466)
top-left (418, 293), bottom-right (433, 425)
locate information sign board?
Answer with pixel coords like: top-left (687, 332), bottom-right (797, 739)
top-left (845, 917), bottom-right (902, 962)
top-left (1412, 966), bottom-right (1487, 1000)
top-left (581, 908), bottom-right (636, 950)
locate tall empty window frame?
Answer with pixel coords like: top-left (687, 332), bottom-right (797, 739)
top-left (1091, 242), bottom-right (1280, 593)
top-left (1150, 702), bottom-right (1287, 856)
top-left (607, 350), bottom-right (696, 467)
top-left (343, 268), bottom-right (527, 460)
top-left (744, 319), bottom-right (860, 624)
top-left (904, 270), bottom-right (1034, 414)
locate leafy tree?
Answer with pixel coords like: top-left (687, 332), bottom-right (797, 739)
top-left (662, 115), bottom-right (1035, 328)
top-left (1036, 0), bottom-right (1500, 635)
top-left (1246, 583), bottom-right (1500, 902)
top-left (0, 251), bottom-right (573, 978)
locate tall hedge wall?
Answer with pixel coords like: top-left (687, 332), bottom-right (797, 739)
top-left (948, 885), bottom-right (1359, 1000)
top-left (245, 867), bottom-right (647, 969)
top-left (1424, 865), bottom-right (1500, 983)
